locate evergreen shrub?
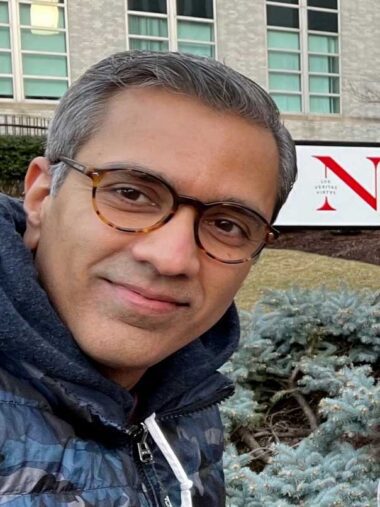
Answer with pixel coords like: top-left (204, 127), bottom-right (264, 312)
top-left (222, 287), bottom-right (380, 506)
top-left (0, 135), bottom-right (45, 195)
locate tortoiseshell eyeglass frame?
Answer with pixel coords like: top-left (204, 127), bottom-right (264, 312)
top-left (58, 156), bottom-right (280, 264)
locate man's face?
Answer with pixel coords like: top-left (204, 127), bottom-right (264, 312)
top-left (24, 88), bottom-right (279, 380)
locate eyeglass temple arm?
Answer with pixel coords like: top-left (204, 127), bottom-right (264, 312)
top-left (267, 227), bottom-right (280, 242)
top-left (58, 156), bottom-right (88, 175)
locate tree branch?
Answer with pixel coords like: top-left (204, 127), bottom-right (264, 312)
top-left (237, 428), bottom-right (271, 464)
top-left (289, 366), bottom-right (318, 431)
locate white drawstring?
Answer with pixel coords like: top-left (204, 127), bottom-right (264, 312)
top-left (144, 413), bottom-right (193, 507)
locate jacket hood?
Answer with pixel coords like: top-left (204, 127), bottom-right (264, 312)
top-left (0, 193), bottom-right (239, 430)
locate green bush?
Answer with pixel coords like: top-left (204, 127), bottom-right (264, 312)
top-left (0, 135), bottom-right (45, 195)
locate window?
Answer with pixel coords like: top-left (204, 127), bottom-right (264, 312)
top-left (0, 0), bottom-right (69, 101)
top-left (0, 1), bottom-right (12, 97)
top-left (266, 0), bottom-right (339, 114)
top-left (126, 0), bottom-right (215, 58)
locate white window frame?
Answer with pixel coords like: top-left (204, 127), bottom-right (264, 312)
top-left (125, 0), bottom-right (217, 59)
top-left (0, 0), bottom-right (70, 103)
top-left (266, 0), bottom-right (340, 115)
top-left (0, 0), bottom-right (14, 98)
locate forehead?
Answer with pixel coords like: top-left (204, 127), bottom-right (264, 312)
top-left (76, 87), bottom-right (279, 218)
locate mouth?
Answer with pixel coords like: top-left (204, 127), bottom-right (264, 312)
top-left (103, 280), bottom-right (190, 314)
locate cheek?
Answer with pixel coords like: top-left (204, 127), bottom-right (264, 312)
top-left (34, 207), bottom-right (93, 286)
top-left (204, 263), bottom-right (251, 315)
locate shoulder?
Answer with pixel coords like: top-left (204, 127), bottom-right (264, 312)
top-left (0, 193), bottom-right (25, 232)
top-left (0, 193), bottom-right (24, 223)
top-left (0, 362), bottom-right (140, 502)
top-left (0, 361), bottom-right (53, 415)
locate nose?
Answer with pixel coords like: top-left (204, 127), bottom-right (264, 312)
top-left (129, 206), bottom-right (201, 278)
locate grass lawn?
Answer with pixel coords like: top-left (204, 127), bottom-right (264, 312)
top-left (236, 249), bottom-right (380, 310)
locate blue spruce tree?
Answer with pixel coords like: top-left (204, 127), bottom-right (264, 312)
top-left (221, 287), bottom-right (380, 506)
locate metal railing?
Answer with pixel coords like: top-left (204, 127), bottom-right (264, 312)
top-left (0, 114), bottom-right (50, 136)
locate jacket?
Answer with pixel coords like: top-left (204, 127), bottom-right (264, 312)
top-left (0, 193), bottom-right (240, 506)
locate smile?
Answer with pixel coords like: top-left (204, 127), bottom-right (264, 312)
top-left (104, 280), bottom-right (189, 315)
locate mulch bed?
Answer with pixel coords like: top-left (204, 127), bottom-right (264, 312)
top-left (269, 228), bottom-right (380, 266)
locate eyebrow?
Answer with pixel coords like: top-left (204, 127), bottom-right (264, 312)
top-left (94, 160), bottom-right (178, 186)
top-left (94, 160), bottom-right (267, 217)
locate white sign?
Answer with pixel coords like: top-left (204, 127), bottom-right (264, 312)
top-left (275, 144), bottom-right (380, 226)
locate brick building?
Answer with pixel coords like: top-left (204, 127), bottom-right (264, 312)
top-left (1, 0), bottom-right (379, 143)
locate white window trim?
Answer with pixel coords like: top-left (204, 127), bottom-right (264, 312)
top-left (125, 0), bottom-right (217, 59)
top-left (266, 0), bottom-right (341, 116)
top-left (1, 0), bottom-right (70, 104)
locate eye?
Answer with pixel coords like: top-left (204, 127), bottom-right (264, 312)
top-left (97, 183), bottom-right (162, 214)
top-left (115, 186), bottom-right (157, 206)
top-left (212, 218), bottom-right (247, 238)
top-left (98, 170), bottom-right (170, 211)
top-left (202, 216), bottom-right (250, 247)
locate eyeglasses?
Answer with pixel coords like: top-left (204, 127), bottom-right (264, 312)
top-left (59, 156), bottom-right (279, 264)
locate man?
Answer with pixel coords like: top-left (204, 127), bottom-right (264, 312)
top-left (0, 51), bottom-right (296, 505)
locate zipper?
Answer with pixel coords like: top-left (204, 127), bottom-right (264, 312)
top-left (136, 423), bottom-right (154, 464)
top-left (128, 422), bottom-right (173, 507)
top-left (127, 423), bottom-right (160, 505)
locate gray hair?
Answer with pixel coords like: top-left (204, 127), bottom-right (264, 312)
top-left (46, 50), bottom-right (297, 220)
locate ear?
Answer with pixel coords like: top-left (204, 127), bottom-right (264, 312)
top-left (23, 156), bottom-right (52, 250)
